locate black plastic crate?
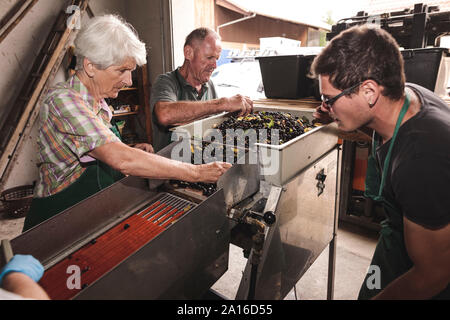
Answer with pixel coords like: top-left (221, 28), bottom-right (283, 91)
top-left (401, 47), bottom-right (449, 91)
top-left (257, 55), bottom-right (318, 99)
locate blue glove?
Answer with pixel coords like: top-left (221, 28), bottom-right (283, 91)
top-left (0, 254), bottom-right (44, 286)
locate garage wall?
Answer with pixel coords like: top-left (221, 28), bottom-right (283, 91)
top-left (0, 0), bottom-right (134, 191)
top-left (126, 0), bottom-right (174, 84)
top-left (0, 0), bottom-right (71, 134)
top-left (171, 0), bottom-right (195, 68)
top-left (0, 0), bottom-right (72, 190)
top-left (194, 0), bottom-right (215, 30)
top-left (170, 0), bottom-right (217, 70)
top-left (0, 0), bottom-right (178, 191)
top-left (88, 0), bottom-right (126, 15)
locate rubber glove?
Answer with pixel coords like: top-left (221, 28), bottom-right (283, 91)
top-left (0, 255), bottom-right (44, 286)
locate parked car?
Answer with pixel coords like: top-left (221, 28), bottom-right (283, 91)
top-left (212, 47), bottom-right (324, 101)
top-left (211, 58), bottom-right (266, 100)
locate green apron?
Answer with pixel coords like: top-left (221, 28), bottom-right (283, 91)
top-left (23, 122), bottom-right (125, 232)
top-left (358, 95), bottom-right (412, 299)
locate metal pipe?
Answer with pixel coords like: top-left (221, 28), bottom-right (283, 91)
top-left (244, 216), bottom-right (265, 300)
top-left (216, 12), bottom-right (257, 36)
top-left (327, 146), bottom-right (341, 300)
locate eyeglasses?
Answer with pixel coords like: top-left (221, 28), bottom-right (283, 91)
top-left (321, 82), bottom-right (362, 109)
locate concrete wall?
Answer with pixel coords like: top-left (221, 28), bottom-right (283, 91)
top-left (0, 0), bottom-right (72, 190)
top-left (0, 0), bottom-right (71, 132)
top-left (125, 0), bottom-right (174, 84)
top-left (88, 0), bottom-right (126, 15)
top-left (0, 0), bottom-right (141, 191)
top-left (171, 0), bottom-right (195, 68)
top-left (0, 0), bottom-right (178, 191)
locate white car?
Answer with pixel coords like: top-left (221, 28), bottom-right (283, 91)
top-left (211, 59), bottom-right (266, 100)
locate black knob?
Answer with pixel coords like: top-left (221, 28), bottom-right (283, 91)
top-left (316, 170), bottom-right (327, 182)
top-left (263, 211), bottom-right (276, 225)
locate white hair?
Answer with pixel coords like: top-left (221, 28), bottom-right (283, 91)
top-left (74, 15), bottom-right (146, 70)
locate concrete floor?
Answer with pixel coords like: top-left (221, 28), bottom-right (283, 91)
top-left (0, 209), bottom-right (25, 240)
top-left (211, 222), bottom-right (378, 300)
top-left (1, 206), bottom-right (378, 300)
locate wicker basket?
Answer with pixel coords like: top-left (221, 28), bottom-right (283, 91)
top-left (1, 185), bottom-right (34, 218)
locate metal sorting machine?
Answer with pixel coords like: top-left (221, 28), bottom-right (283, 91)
top-left (5, 104), bottom-right (341, 300)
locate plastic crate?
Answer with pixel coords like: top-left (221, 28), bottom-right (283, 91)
top-left (257, 55), bottom-right (318, 99)
top-left (401, 47), bottom-right (449, 92)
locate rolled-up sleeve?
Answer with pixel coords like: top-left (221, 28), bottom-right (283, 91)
top-left (150, 74), bottom-right (179, 107)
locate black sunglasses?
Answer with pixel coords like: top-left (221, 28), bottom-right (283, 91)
top-left (321, 82), bottom-right (362, 109)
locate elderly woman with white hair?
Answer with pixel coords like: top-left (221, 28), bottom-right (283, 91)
top-left (23, 15), bottom-right (231, 231)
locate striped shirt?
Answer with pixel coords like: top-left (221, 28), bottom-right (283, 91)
top-left (34, 75), bottom-right (120, 197)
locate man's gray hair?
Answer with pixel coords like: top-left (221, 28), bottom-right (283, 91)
top-left (184, 27), bottom-right (220, 48)
top-left (74, 14), bottom-right (146, 70)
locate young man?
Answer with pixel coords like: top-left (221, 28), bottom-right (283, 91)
top-left (150, 27), bottom-right (254, 152)
top-left (312, 25), bottom-right (450, 299)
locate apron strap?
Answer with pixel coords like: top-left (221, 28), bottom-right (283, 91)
top-left (372, 94), bottom-right (410, 199)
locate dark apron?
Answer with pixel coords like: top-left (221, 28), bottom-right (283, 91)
top-left (23, 122), bottom-right (124, 232)
top-left (358, 95), bottom-right (450, 300)
top-left (358, 95), bottom-right (411, 300)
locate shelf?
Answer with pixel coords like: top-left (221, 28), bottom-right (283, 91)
top-left (106, 64), bottom-right (152, 143)
top-left (112, 111), bottom-right (138, 117)
top-left (120, 87), bottom-right (138, 91)
top-left (112, 105), bottom-right (139, 117)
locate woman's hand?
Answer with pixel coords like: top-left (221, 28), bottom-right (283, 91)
top-left (193, 162), bottom-right (232, 183)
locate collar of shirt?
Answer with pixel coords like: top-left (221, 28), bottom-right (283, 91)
top-left (175, 68), bottom-right (209, 99)
top-left (69, 75), bottom-right (113, 122)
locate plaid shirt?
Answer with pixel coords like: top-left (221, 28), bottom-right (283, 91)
top-left (34, 75), bottom-right (120, 197)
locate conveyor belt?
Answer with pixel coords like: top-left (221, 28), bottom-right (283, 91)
top-left (38, 193), bottom-right (195, 299)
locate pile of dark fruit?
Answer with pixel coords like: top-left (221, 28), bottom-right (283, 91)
top-left (169, 180), bottom-right (217, 197)
top-left (216, 111), bottom-right (314, 146)
top-left (170, 142), bottom-right (222, 196)
top-left (171, 111), bottom-right (316, 196)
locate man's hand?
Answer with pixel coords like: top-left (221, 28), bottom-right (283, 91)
top-left (192, 162), bottom-right (232, 183)
top-left (312, 104), bottom-right (373, 142)
top-left (223, 94), bottom-right (253, 117)
top-left (312, 104), bottom-right (334, 124)
top-left (133, 143), bottom-right (154, 153)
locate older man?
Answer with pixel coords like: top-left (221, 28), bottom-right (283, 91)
top-left (23, 16), bottom-right (231, 231)
top-left (150, 27), bottom-right (254, 152)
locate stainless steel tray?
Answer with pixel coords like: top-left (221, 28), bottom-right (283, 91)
top-left (171, 106), bottom-right (338, 186)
